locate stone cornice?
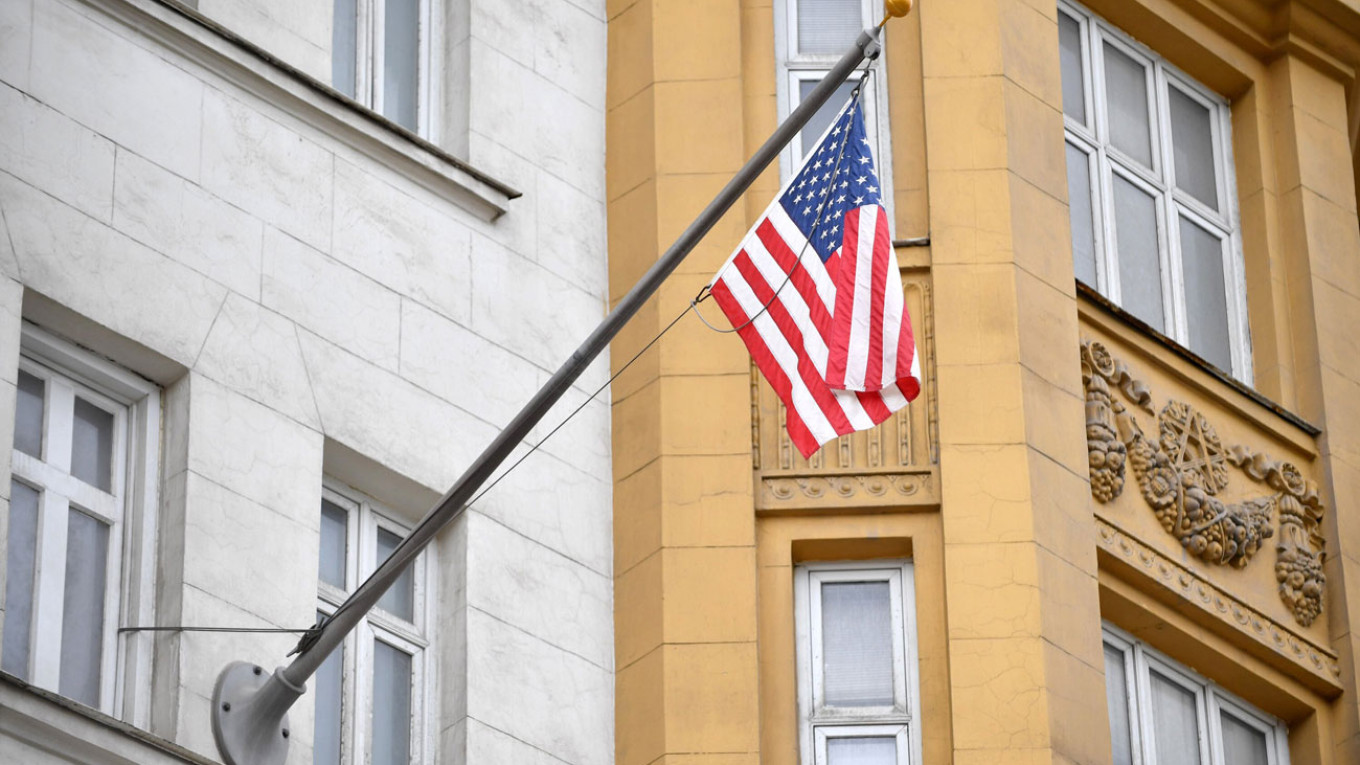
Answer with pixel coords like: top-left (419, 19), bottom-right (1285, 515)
top-left (75, 0), bottom-right (519, 220)
top-left (1095, 516), bottom-right (1343, 694)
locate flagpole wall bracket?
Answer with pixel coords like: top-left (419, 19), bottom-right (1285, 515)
top-left (211, 662), bottom-right (301, 765)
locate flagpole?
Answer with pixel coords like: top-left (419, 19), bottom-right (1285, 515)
top-left (211, 23), bottom-right (893, 765)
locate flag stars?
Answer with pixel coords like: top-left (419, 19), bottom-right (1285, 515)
top-left (855, 196), bottom-right (864, 204)
top-left (867, 185), bottom-right (878, 193)
top-left (858, 156), bottom-right (870, 165)
top-left (856, 175), bottom-right (867, 185)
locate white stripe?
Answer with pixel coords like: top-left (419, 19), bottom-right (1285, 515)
top-left (878, 382), bottom-right (910, 411)
top-left (843, 206), bottom-right (878, 390)
top-left (766, 205), bottom-right (836, 313)
top-left (909, 345), bottom-right (921, 382)
top-left (742, 242), bottom-right (876, 431)
top-left (880, 214), bottom-right (906, 388)
top-left (743, 238), bottom-right (829, 373)
top-left (719, 272), bottom-right (839, 445)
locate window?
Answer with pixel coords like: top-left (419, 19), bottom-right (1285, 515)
top-left (1059, 0), bottom-right (1250, 380)
top-left (313, 481), bottom-right (431, 765)
top-left (2, 323), bottom-right (160, 719)
top-left (1103, 625), bottom-right (1290, 765)
top-left (794, 561), bottom-right (923, 765)
top-left (777, 0), bottom-right (892, 174)
top-left (332, 0), bottom-right (431, 134)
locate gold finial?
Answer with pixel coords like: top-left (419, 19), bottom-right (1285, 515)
top-left (884, 0), bottom-right (913, 18)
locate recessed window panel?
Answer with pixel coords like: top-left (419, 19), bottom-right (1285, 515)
top-left (821, 581), bottom-right (894, 707)
top-left (1066, 142), bottom-right (1097, 285)
top-left (313, 613), bottom-right (344, 765)
top-left (59, 509), bottom-right (109, 707)
top-left (383, 0), bottom-right (419, 131)
top-left (797, 0), bottom-right (862, 55)
top-left (14, 370), bottom-right (44, 459)
top-left (1150, 671), bottom-right (1202, 765)
top-left (71, 397), bottom-right (114, 492)
top-left (1111, 174), bottom-right (1164, 331)
top-left (319, 499), bottom-right (348, 589)
top-left (2, 481), bottom-right (40, 679)
top-left (371, 640), bottom-right (412, 765)
top-left (1103, 43), bottom-right (1153, 167)
top-left (1178, 216), bottom-right (1232, 371)
top-left (798, 79), bottom-right (860, 159)
top-left (1169, 87), bottom-right (1218, 211)
top-left (827, 736), bottom-right (897, 765)
top-left (1059, 13), bottom-right (1085, 123)
top-left (376, 527), bottom-right (414, 621)
top-left (332, 0), bottom-right (358, 98)
top-left (1103, 644), bottom-right (1134, 765)
top-left (1220, 712), bottom-right (1269, 765)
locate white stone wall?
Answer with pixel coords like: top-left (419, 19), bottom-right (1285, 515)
top-left (0, 0), bottom-right (612, 762)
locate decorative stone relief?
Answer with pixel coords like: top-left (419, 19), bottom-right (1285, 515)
top-left (1080, 340), bottom-right (1327, 626)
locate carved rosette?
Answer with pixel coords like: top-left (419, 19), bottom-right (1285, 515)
top-left (1079, 340), bottom-right (1327, 627)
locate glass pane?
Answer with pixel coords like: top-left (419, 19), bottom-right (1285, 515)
top-left (60, 509), bottom-right (109, 707)
top-left (797, 79), bottom-right (860, 159)
top-left (371, 640), bottom-right (412, 765)
top-left (821, 581), bottom-right (894, 706)
top-left (332, 0), bottom-right (357, 98)
top-left (1112, 174), bottom-right (1164, 331)
top-left (383, 0), bottom-right (419, 131)
top-left (2, 481), bottom-right (40, 679)
top-left (1103, 43), bottom-right (1153, 167)
top-left (1220, 711), bottom-right (1270, 765)
top-left (319, 499), bottom-right (347, 588)
top-left (313, 613), bottom-right (343, 765)
top-left (376, 527), bottom-right (414, 621)
top-left (1059, 13), bottom-right (1085, 123)
top-left (1169, 87), bottom-right (1218, 210)
top-left (1066, 142), bottom-right (1097, 285)
top-left (71, 397), bottom-right (114, 492)
top-left (1103, 644), bottom-right (1134, 765)
top-left (827, 736), bottom-right (897, 765)
top-left (797, 0), bottom-right (862, 55)
top-left (1179, 216), bottom-right (1232, 371)
top-left (14, 370), bottom-right (44, 458)
top-left (1150, 671), bottom-right (1202, 765)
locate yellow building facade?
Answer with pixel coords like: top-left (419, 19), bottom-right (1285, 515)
top-left (605, 0), bottom-right (1360, 763)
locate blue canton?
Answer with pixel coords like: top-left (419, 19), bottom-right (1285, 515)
top-left (779, 97), bottom-right (881, 263)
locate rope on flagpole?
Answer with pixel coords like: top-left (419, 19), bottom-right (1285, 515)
top-left (690, 62), bottom-right (877, 335)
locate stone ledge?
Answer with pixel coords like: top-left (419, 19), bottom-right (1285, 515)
top-left (75, 0), bottom-right (519, 221)
top-left (0, 673), bottom-right (218, 764)
top-left (1095, 516), bottom-right (1342, 695)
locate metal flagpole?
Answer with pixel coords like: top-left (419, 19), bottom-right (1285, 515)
top-left (211, 22), bottom-right (895, 765)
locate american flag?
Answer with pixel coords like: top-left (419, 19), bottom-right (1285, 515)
top-left (708, 96), bottom-right (920, 459)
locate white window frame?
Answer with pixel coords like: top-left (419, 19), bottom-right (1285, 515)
top-left (316, 480), bottom-right (433, 765)
top-left (774, 0), bottom-right (895, 212)
top-left (1060, 0), bottom-right (1251, 382)
top-left (1103, 624), bottom-right (1290, 765)
top-left (4, 323), bottom-right (160, 725)
top-left (333, 0), bottom-right (438, 137)
top-left (794, 560), bottom-right (923, 765)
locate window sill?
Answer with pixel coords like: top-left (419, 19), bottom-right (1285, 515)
top-left (0, 672), bottom-right (219, 765)
top-left (81, 0), bottom-right (520, 221)
top-left (1077, 281), bottom-right (1319, 439)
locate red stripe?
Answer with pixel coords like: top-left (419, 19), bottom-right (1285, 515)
top-left (856, 390), bottom-right (892, 423)
top-left (864, 209), bottom-right (890, 390)
top-left (825, 210), bottom-right (858, 389)
top-left (731, 253), bottom-right (854, 437)
top-left (896, 309), bottom-right (917, 384)
top-left (709, 274), bottom-right (821, 457)
top-left (755, 220), bottom-right (832, 335)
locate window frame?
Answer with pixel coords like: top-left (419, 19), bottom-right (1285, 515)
top-left (332, 0), bottom-right (438, 137)
top-left (315, 480), bottom-right (433, 765)
top-left (774, 0), bottom-right (895, 211)
top-left (4, 322), bottom-right (160, 725)
top-left (1060, 0), bottom-right (1251, 382)
top-left (794, 560), bottom-right (922, 765)
top-left (1102, 624), bottom-right (1290, 765)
